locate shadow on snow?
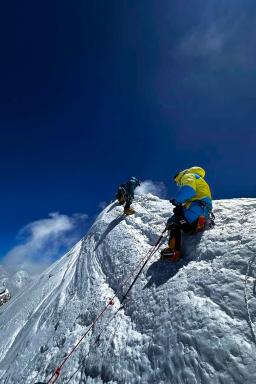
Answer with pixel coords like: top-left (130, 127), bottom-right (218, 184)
top-left (94, 215), bottom-right (125, 250)
top-left (144, 257), bottom-right (190, 288)
top-left (144, 232), bottom-right (205, 288)
top-left (107, 201), bottom-right (120, 212)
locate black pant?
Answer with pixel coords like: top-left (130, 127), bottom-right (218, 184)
top-left (168, 214), bottom-right (198, 252)
top-left (116, 187), bottom-right (132, 209)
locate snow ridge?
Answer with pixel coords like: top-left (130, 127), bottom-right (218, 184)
top-left (0, 195), bottom-right (256, 384)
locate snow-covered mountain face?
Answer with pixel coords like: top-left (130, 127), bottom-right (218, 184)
top-left (0, 266), bottom-right (33, 298)
top-left (0, 195), bottom-right (256, 384)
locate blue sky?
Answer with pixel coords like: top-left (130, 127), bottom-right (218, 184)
top-left (0, 1), bottom-right (255, 266)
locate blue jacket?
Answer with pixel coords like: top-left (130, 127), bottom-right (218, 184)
top-left (121, 178), bottom-right (140, 198)
top-left (174, 166), bottom-right (212, 223)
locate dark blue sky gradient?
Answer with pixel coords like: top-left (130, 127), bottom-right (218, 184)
top-left (0, 1), bottom-right (255, 252)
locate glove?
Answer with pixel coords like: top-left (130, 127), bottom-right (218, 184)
top-left (169, 199), bottom-right (178, 206)
top-left (166, 217), bottom-right (174, 230)
top-left (173, 204), bottom-right (183, 217)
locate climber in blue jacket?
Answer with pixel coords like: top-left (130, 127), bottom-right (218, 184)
top-left (161, 166), bottom-right (213, 262)
top-left (116, 177), bottom-right (141, 215)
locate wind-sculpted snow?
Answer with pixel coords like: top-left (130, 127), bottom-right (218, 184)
top-left (0, 195), bottom-right (256, 383)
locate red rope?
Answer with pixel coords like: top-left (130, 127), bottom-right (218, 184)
top-left (43, 227), bottom-right (166, 384)
top-left (46, 301), bottom-right (112, 384)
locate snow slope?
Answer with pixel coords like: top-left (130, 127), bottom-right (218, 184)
top-left (0, 195), bottom-right (256, 384)
top-left (0, 267), bottom-right (32, 298)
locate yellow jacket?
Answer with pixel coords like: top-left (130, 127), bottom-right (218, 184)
top-left (174, 166), bottom-right (212, 209)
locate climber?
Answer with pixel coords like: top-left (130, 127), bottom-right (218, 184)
top-left (161, 166), bottom-right (213, 262)
top-left (116, 177), bottom-right (141, 215)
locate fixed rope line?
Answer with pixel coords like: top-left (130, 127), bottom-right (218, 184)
top-left (244, 252), bottom-right (256, 344)
top-left (43, 227), bottom-right (167, 384)
top-left (46, 302), bottom-right (112, 384)
top-left (64, 303), bottom-right (124, 384)
top-left (118, 229), bottom-right (167, 295)
top-left (241, 203), bottom-right (256, 345)
top-left (64, 228), bottom-right (167, 384)
top-left (121, 228), bottom-right (166, 303)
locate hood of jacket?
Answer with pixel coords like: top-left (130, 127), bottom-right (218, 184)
top-left (174, 166), bottom-right (206, 185)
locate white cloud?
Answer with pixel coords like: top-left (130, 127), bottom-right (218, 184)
top-left (135, 180), bottom-right (167, 198)
top-left (2, 212), bottom-right (88, 275)
top-left (98, 201), bottom-right (108, 210)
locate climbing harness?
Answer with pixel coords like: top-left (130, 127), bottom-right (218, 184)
top-left (41, 227), bottom-right (167, 384)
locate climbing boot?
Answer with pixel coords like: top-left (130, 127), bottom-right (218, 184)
top-left (160, 248), bottom-right (181, 262)
top-left (124, 207), bottom-right (135, 215)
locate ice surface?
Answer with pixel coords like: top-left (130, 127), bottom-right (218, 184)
top-left (0, 195), bottom-right (256, 384)
top-left (0, 267), bottom-right (33, 298)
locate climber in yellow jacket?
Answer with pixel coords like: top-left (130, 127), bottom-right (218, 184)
top-left (161, 166), bottom-right (213, 262)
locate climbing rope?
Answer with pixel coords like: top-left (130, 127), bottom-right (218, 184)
top-left (64, 304), bottom-right (124, 383)
top-left (244, 252), bottom-right (256, 344)
top-left (42, 227), bottom-right (167, 384)
top-left (240, 200), bottom-right (256, 345)
top-left (121, 228), bottom-right (166, 302)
